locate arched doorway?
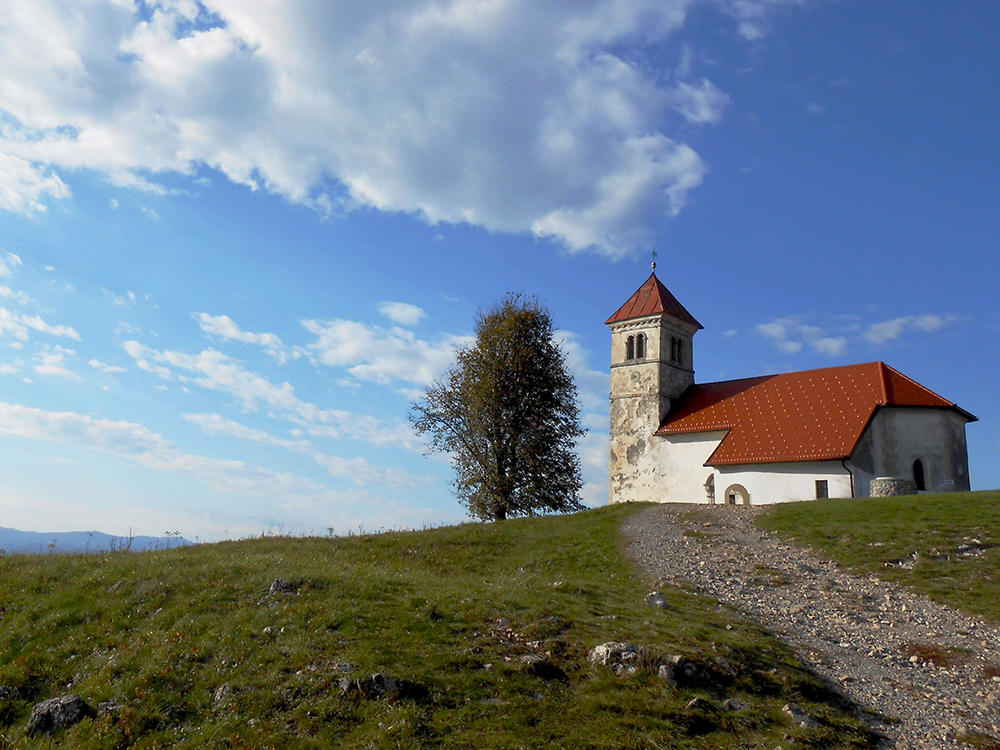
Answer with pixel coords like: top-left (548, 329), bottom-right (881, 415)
top-left (704, 474), bottom-right (715, 504)
top-left (722, 484), bottom-right (751, 506)
top-left (913, 459), bottom-right (926, 492)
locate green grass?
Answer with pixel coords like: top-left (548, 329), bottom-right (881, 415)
top-left (758, 491), bottom-right (1000, 623)
top-left (0, 505), bottom-right (875, 749)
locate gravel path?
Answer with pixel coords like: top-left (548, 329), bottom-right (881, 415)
top-left (622, 503), bottom-right (1000, 750)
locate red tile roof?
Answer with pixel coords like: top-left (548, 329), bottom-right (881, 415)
top-left (657, 362), bottom-right (976, 466)
top-left (605, 272), bottom-right (703, 328)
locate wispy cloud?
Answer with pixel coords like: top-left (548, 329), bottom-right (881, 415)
top-left (756, 310), bottom-right (960, 355)
top-left (184, 412), bottom-right (432, 489)
top-left (88, 358), bottom-right (127, 374)
top-left (0, 252), bottom-right (23, 278)
top-left (0, 401), bottom-right (320, 497)
top-left (103, 288), bottom-right (137, 306)
top-left (378, 302), bottom-right (427, 327)
top-left (300, 319), bottom-right (467, 389)
top-left (34, 345), bottom-right (81, 380)
top-left (123, 340), bottom-right (423, 451)
top-left (0, 307), bottom-right (81, 342)
top-left (193, 313), bottom-right (290, 363)
top-left (755, 315), bottom-right (846, 356)
top-left (0, 285), bottom-right (32, 304)
top-left (862, 314), bottom-right (959, 345)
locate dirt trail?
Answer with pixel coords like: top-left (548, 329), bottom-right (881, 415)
top-left (623, 503), bottom-right (1000, 750)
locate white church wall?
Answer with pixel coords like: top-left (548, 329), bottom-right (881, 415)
top-left (714, 461), bottom-right (852, 505)
top-left (652, 432), bottom-right (727, 503)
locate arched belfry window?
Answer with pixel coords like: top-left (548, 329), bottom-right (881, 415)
top-left (669, 337), bottom-right (677, 362)
top-left (676, 340), bottom-right (684, 366)
top-left (625, 335), bottom-right (635, 360)
top-left (635, 333), bottom-right (646, 359)
top-left (913, 459), bottom-right (926, 492)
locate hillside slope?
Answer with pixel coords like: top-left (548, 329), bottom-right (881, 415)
top-left (758, 490), bottom-right (1000, 623)
top-left (0, 505), bottom-right (873, 749)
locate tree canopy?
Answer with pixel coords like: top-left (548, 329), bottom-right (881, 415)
top-left (411, 294), bottom-right (585, 521)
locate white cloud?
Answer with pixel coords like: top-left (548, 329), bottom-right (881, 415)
top-left (311, 453), bottom-right (431, 490)
top-left (300, 318), bottom-right (466, 388)
top-left (672, 79), bottom-right (730, 124)
top-left (108, 198), bottom-right (119, 209)
top-left (0, 0), bottom-right (807, 255)
top-left (0, 307), bottom-right (81, 342)
top-left (184, 411), bottom-right (431, 488)
top-left (737, 21), bottom-right (766, 40)
top-left (0, 285), bottom-right (32, 304)
top-left (378, 302), bottom-right (426, 327)
top-left (863, 314), bottom-right (958, 345)
top-left (141, 206), bottom-right (159, 220)
top-left (757, 311), bottom-right (960, 353)
top-left (811, 337), bottom-right (847, 356)
top-left (0, 400), bottom-right (320, 497)
top-left (0, 152), bottom-right (70, 214)
top-left (805, 100), bottom-right (825, 116)
top-left (0, 252), bottom-right (23, 278)
top-left (193, 313), bottom-right (289, 363)
top-left (183, 411), bottom-right (310, 452)
top-left (0, 363), bottom-right (18, 375)
top-left (555, 329), bottom-right (610, 411)
top-left (103, 288), bottom-right (136, 306)
top-left (755, 315), bottom-right (845, 357)
top-left (33, 344), bottom-right (81, 380)
top-left (723, 329), bottom-right (738, 338)
top-left (124, 340), bottom-right (423, 451)
top-left (88, 358), bottom-right (127, 373)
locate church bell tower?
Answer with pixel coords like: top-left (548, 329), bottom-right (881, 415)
top-left (606, 264), bottom-right (702, 504)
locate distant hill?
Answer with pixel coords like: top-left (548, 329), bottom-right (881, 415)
top-left (0, 527), bottom-right (192, 554)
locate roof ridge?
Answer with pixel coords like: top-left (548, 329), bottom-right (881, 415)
top-left (877, 361), bottom-right (889, 404)
top-left (880, 361), bottom-right (957, 407)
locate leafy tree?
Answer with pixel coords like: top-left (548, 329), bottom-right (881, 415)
top-left (411, 294), bottom-right (585, 521)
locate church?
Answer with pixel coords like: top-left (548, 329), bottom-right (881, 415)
top-left (607, 268), bottom-right (976, 505)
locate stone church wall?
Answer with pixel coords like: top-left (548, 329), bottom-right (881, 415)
top-left (851, 407), bottom-right (971, 494)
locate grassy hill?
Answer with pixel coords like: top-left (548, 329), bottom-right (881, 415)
top-left (758, 490), bottom-right (1000, 623)
top-left (0, 504), bottom-right (874, 749)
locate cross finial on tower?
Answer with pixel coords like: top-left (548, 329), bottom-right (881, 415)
top-left (651, 247), bottom-right (657, 272)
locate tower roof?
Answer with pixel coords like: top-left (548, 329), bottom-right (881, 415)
top-left (605, 271), bottom-right (703, 328)
top-left (657, 361), bottom-right (977, 466)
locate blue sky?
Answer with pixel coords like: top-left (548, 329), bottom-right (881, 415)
top-left (0, 0), bottom-right (996, 540)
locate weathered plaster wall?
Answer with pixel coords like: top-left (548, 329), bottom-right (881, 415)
top-left (608, 428), bottom-right (724, 505)
top-left (608, 313), bottom-right (699, 505)
top-left (714, 461), bottom-right (853, 504)
top-left (851, 407), bottom-right (972, 494)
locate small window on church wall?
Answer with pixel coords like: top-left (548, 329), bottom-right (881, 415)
top-left (625, 336), bottom-right (635, 360)
top-left (676, 340), bottom-right (684, 366)
top-left (913, 459), bottom-right (925, 491)
top-left (635, 333), bottom-right (646, 359)
top-left (670, 337), bottom-right (677, 362)
top-left (815, 480), bottom-right (829, 499)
